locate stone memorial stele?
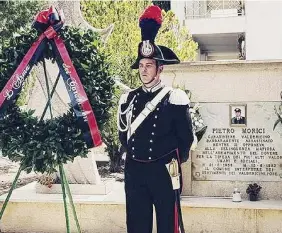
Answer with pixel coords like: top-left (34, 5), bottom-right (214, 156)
top-left (162, 60), bottom-right (282, 200)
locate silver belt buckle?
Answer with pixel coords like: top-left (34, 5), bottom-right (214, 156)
top-left (145, 102), bottom-right (155, 112)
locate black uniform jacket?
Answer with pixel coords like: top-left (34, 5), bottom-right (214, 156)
top-left (118, 84), bottom-right (194, 163)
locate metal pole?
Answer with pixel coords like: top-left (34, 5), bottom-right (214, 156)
top-left (39, 71), bottom-right (61, 122)
top-left (0, 166), bottom-right (22, 220)
top-left (42, 57), bottom-right (80, 233)
top-left (62, 166), bottom-right (82, 233)
top-left (59, 164), bottom-right (71, 233)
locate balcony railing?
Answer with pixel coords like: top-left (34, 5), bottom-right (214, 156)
top-left (185, 0), bottom-right (245, 19)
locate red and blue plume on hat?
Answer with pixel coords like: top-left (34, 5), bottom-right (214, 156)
top-left (139, 5), bottom-right (162, 43)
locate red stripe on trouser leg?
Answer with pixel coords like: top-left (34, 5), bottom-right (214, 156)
top-left (174, 202), bottom-right (179, 233)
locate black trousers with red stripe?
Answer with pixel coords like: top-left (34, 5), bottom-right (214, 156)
top-left (124, 153), bottom-right (183, 233)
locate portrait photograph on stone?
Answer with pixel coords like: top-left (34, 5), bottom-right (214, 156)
top-left (230, 104), bottom-right (247, 127)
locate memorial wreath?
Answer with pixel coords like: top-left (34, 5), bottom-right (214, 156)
top-left (0, 7), bottom-right (114, 175)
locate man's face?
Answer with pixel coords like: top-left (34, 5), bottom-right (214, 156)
top-left (138, 58), bottom-right (161, 86)
top-left (235, 111), bottom-right (241, 117)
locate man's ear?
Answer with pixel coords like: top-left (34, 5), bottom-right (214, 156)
top-left (158, 65), bottom-right (163, 73)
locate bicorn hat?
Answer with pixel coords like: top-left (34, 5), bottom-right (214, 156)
top-left (131, 5), bottom-right (180, 69)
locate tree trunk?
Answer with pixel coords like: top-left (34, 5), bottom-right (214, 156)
top-left (109, 147), bottom-right (122, 173)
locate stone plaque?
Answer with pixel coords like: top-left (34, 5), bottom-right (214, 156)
top-left (192, 102), bottom-right (282, 181)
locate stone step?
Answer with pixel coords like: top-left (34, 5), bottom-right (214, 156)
top-left (1, 182), bottom-right (282, 233)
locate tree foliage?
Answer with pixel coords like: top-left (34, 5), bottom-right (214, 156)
top-left (101, 87), bottom-right (125, 172)
top-left (0, 0), bottom-right (45, 106)
top-left (0, 0), bottom-right (45, 45)
top-left (157, 11), bottom-right (198, 63)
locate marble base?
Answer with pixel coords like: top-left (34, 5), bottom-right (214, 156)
top-left (35, 178), bottom-right (115, 195)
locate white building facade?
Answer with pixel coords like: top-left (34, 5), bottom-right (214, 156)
top-left (171, 0), bottom-right (282, 61)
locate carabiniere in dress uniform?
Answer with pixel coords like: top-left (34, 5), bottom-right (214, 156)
top-left (117, 5), bottom-right (194, 233)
